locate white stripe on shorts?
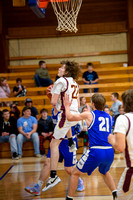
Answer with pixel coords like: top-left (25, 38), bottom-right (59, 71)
top-left (90, 146), bottom-right (113, 149)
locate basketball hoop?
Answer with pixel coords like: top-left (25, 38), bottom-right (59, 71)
top-left (50, 0), bottom-right (83, 33)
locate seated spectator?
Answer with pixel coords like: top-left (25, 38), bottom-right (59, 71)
top-left (17, 106), bottom-right (41, 158)
top-left (110, 92), bottom-right (122, 122)
top-left (0, 77), bottom-right (11, 106)
top-left (104, 106), bottom-right (115, 131)
top-left (10, 103), bottom-right (20, 120)
top-left (118, 105), bottom-right (124, 115)
top-left (13, 78), bottom-right (27, 97)
top-left (23, 98), bottom-right (39, 119)
top-left (104, 106), bottom-right (110, 115)
top-left (79, 96), bottom-right (92, 113)
top-left (82, 63), bottom-right (99, 93)
top-left (78, 96), bottom-right (87, 113)
top-left (0, 109), bottom-right (18, 159)
top-left (81, 106), bottom-right (89, 154)
top-left (34, 61), bottom-right (53, 87)
top-left (37, 108), bottom-right (54, 155)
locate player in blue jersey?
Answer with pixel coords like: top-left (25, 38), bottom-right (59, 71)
top-left (24, 108), bottom-right (84, 195)
top-left (64, 93), bottom-right (117, 200)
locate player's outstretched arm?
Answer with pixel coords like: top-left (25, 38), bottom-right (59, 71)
top-left (64, 94), bottom-right (90, 122)
top-left (51, 93), bottom-right (59, 108)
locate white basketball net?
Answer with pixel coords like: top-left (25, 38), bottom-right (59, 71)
top-left (51, 0), bottom-right (82, 33)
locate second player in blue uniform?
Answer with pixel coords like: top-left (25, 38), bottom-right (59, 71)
top-left (64, 93), bottom-right (117, 200)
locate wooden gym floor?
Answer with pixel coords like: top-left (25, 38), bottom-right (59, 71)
top-left (0, 153), bottom-right (125, 200)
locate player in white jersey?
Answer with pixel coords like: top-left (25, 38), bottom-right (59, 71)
top-left (108, 89), bottom-right (133, 200)
top-left (45, 61), bottom-right (81, 191)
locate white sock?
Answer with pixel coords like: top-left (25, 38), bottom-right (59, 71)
top-left (67, 196), bottom-right (73, 200)
top-left (112, 190), bottom-right (117, 193)
top-left (38, 180), bottom-right (44, 187)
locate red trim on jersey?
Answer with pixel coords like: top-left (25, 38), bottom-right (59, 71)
top-left (124, 115), bottom-right (131, 168)
top-left (123, 167), bottom-right (133, 193)
top-left (122, 115), bottom-right (133, 193)
top-left (60, 77), bottom-right (69, 111)
top-left (58, 111), bottom-right (66, 128)
top-left (52, 135), bottom-right (64, 140)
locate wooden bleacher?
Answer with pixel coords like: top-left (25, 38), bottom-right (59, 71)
top-left (0, 61), bottom-right (132, 158)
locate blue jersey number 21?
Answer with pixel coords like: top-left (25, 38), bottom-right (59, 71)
top-left (98, 117), bottom-right (109, 132)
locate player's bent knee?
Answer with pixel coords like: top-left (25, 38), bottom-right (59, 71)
top-left (50, 138), bottom-right (61, 148)
top-left (72, 167), bottom-right (81, 176)
top-left (65, 167), bottom-right (73, 175)
top-left (44, 158), bottom-right (50, 166)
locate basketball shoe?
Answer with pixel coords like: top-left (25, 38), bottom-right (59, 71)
top-left (42, 175), bottom-right (61, 192)
top-left (77, 177), bottom-right (85, 192)
top-left (25, 183), bottom-right (41, 196)
top-left (69, 142), bottom-right (77, 152)
top-left (112, 190), bottom-right (117, 200)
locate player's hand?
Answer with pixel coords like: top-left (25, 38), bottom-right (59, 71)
top-left (108, 134), bottom-right (115, 146)
top-left (63, 94), bottom-right (72, 108)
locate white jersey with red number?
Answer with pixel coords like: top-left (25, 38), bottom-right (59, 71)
top-left (51, 77), bottom-right (79, 112)
top-left (114, 113), bottom-right (133, 166)
top-left (114, 113), bottom-right (133, 200)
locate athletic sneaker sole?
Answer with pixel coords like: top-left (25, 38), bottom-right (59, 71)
top-left (42, 177), bottom-right (61, 192)
top-left (24, 187), bottom-right (40, 196)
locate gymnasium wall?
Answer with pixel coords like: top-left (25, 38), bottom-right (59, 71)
top-left (9, 33), bottom-right (128, 66)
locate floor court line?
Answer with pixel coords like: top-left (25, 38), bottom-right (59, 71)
top-left (32, 196), bottom-right (113, 200)
top-left (0, 165), bottom-right (14, 180)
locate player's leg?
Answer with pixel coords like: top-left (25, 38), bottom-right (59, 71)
top-left (66, 149), bottom-right (106, 199)
top-left (66, 167), bottom-right (83, 200)
top-left (99, 148), bottom-right (117, 200)
top-left (66, 130), bottom-right (77, 152)
top-left (46, 123), bottom-right (71, 189)
top-left (65, 166), bottom-right (84, 192)
top-left (25, 157), bottom-right (51, 195)
top-left (117, 168), bottom-right (133, 200)
top-left (101, 172), bottom-right (117, 200)
top-left (42, 138), bottom-right (62, 191)
top-left (62, 136), bottom-right (84, 192)
top-left (50, 138), bottom-right (61, 171)
top-left (46, 117), bottom-right (78, 190)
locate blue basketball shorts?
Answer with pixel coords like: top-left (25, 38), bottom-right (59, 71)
top-left (77, 147), bottom-right (114, 175)
top-left (47, 136), bottom-right (78, 167)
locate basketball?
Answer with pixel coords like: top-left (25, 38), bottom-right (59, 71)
top-left (46, 84), bottom-right (53, 100)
